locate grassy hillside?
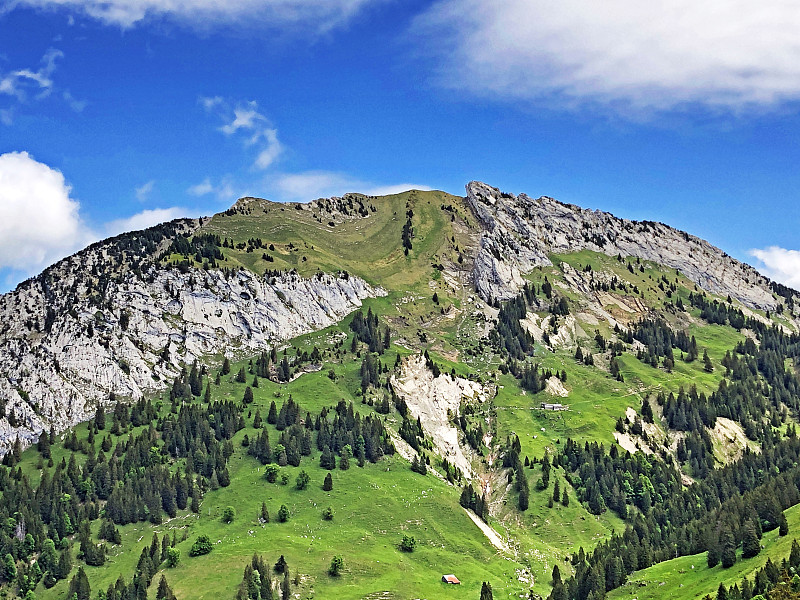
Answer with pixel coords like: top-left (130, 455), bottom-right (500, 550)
top-left (608, 503), bottom-right (800, 600)
top-left (6, 187), bottom-right (800, 600)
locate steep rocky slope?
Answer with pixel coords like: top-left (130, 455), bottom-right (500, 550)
top-left (466, 181), bottom-right (779, 310)
top-left (0, 221), bottom-right (382, 452)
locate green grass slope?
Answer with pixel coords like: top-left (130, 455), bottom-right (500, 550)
top-left (608, 504), bottom-right (800, 600)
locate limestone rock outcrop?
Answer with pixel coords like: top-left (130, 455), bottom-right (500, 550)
top-left (466, 181), bottom-right (778, 311)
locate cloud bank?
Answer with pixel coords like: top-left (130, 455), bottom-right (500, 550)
top-left (0, 151), bottom-right (92, 272)
top-left (10, 0), bottom-right (378, 31)
top-left (0, 152), bottom-right (191, 286)
top-left (269, 170), bottom-right (431, 201)
top-left (750, 247), bottom-right (800, 290)
top-left (417, 0), bottom-right (800, 112)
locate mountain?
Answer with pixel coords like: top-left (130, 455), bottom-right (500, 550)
top-left (0, 182), bottom-right (789, 453)
top-left (1, 182), bottom-right (799, 600)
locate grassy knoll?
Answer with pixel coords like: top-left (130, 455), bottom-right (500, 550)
top-left (197, 190), bottom-right (468, 291)
top-left (608, 504), bottom-right (800, 600)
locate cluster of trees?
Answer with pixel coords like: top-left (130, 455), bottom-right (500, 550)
top-left (401, 206), bottom-right (414, 254)
top-left (234, 553), bottom-right (292, 600)
top-left (169, 233), bottom-right (225, 268)
top-left (688, 292), bottom-right (751, 330)
top-left (490, 294), bottom-right (534, 360)
top-left (552, 434), bottom-right (800, 600)
top-left (459, 485), bottom-right (489, 522)
top-left (246, 396), bottom-right (393, 472)
top-left (350, 308), bottom-right (390, 355)
top-left (711, 539), bottom-right (800, 600)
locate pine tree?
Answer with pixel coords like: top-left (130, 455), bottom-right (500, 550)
top-left (156, 574), bottom-right (175, 600)
top-left (742, 520), bottom-right (761, 558)
top-left (281, 569), bottom-right (291, 600)
top-left (721, 530), bottom-right (737, 568)
top-left (323, 472), bottom-right (333, 491)
top-left (67, 567), bottom-right (91, 600)
top-left (480, 581), bottom-right (493, 600)
top-left (703, 349), bottom-right (714, 373)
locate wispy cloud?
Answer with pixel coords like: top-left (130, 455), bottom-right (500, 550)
top-left (187, 177), bottom-right (236, 201)
top-left (201, 97), bottom-right (283, 170)
top-left (269, 170), bottom-right (431, 201)
top-left (416, 0), bottom-right (800, 114)
top-left (62, 90), bottom-right (87, 112)
top-left (10, 0), bottom-right (380, 31)
top-left (0, 49), bottom-right (62, 102)
top-left (134, 180), bottom-right (155, 202)
top-left (750, 246), bottom-right (800, 290)
top-left (0, 49), bottom-right (86, 123)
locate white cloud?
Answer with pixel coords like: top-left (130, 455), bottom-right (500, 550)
top-left (416, 1), bottom-right (800, 112)
top-left (104, 207), bottom-right (187, 237)
top-left (62, 90), bottom-right (87, 112)
top-left (750, 247), bottom-right (800, 290)
top-left (363, 183), bottom-right (432, 196)
top-left (201, 98), bottom-right (283, 170)
top-left (0, 151), bottom-right (93, 272)
top-left (269, 170), bottom-right (431, 201)
top-left (0, 49), bottom-right (62, 102)
top-left (11, 0), bottom-right (379, 31)
top-left (134, 179), bottom-right (155, 202)
top-left (187, 177), bottom-right (236, 201)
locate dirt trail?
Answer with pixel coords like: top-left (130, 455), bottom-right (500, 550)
top-left (462, 508), bottom-right (509, 554)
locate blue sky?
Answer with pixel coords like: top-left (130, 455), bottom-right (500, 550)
top-left (2, 0), bottom-right (800, 291)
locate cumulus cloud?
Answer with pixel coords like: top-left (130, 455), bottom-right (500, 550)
top-left (416, 0), bottom-right (800, 112)
top-left (0, 151), bottom-right (93, 272)
top-left (202, 98), bottom-right (283, 170)
top-left (270, 170), bottom-right (430, 201)
top-left (104, 207), bottom-right (187, 237)
top-left (0, 152), bottom-right (194, 288)
top-left (10, 0), bottom-right (378, 31)
top-left (750, 247), bottom-right (800, 290)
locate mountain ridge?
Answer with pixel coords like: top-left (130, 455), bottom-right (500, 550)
top-left (0, 181), bottom-right (795, 454)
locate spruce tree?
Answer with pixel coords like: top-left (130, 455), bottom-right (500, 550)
top-left (742, 520), bottom-right (761, 558)
top-left (480, 581), bottom-right (493, 600)
top-left (721, 531), bottom-right (737, 568)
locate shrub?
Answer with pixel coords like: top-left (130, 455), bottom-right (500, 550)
top-left (296, 470), bottom-right (310, 490)
top-left (265, 465), bottom-right (279, 483)
top-left (399, 535), bottom-right (416, 552)
top-left (166, 548), bottom-right (180, 568)
top-left (329, 555), bottom-right (344, 576)
top-left (278, 505), bottom-right (289, 523)
top-left (222, 506), bottom-right (235, 523)
top-left (322, 507), bottom-right (334, 521)
top-left (189, 535), bottom-right (212, 557)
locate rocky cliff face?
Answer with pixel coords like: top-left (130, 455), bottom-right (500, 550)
top-left (0, 221), bottom-right (383, 453)
top-left (465, 181), bottom-right (779, 311)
